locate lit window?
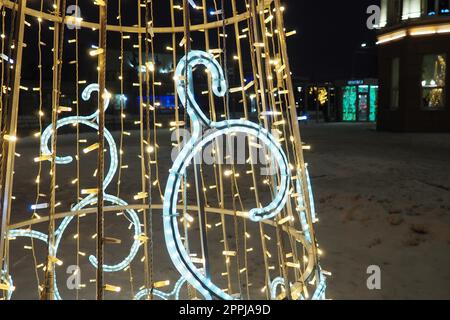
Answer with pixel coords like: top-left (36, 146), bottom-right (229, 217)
top-left (391, 58), bottom-right (400, 110)
top-left (421, 54), bottom-right (446, 109)
top-left (342, 86), bottom-right (357, 121)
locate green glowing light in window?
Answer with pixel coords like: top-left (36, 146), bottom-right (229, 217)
top-left (369, 86), bottom-right (378, 122)
top-left (342, 86), bottom-right (357, 121)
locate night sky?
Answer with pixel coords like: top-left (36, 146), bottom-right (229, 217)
top-left (284, 0), bottom-right (380, 81)
top-left (17, 0), bottom-right (380, 84)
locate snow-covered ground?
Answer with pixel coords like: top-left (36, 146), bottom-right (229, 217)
top-left (5, 122), bottom-right (450, 299)
top-left (301, 122), bottom-right (450, 299)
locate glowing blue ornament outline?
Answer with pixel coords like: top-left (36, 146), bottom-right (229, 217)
top-left (4, 59), bottom-right (326, 300)
top-left (270, 270), bottom-right (326, 300)
top-left (163, 50), bottom-right (291, 300)
top-left (7, 84), bottom-right (142, 299)
top-left (270, 277), bottom-right (304, 300)
top-left (134, 277), bottom-right (187, 300)
top-left (40, 84), bottom-right (142, 273)
top-left (291, 166), bottom-right (327, 300)
top-left (1, 269), bottom-right (14, 300)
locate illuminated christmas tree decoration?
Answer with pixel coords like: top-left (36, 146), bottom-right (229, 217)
top-left (0, 0), bottom-right (326, 301)
top-left (7, 83), bottom-right (142, 298)
top-left (163, 50), bottom-right (292, 300)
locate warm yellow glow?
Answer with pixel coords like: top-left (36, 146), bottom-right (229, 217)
top-left (377, 23), bottom-right (450, 45)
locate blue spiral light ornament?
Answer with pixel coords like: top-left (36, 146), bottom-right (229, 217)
top-left (163, 50), bottom-right (291, 300)
top-left (7, 84), bottom-right (142, 299)
top-left (134, 277), bottom-right (187, 300)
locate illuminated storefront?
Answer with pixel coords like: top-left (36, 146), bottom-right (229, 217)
top-left (336, 79), bottom-right (378, 122)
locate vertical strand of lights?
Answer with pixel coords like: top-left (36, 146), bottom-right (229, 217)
top-left (273, 0), bottom-right (321, 277)
top-left (174, 0), bottom-right (194, 299)
top-left (149, 22), bottom-right (162, 203)
top-left (116, 3), bottom-right (124, 210)
top-left (196, 0), bottom-right (216, 256)
top-left (271, 7), bottom-right (313, 290)
top-left (220, 0), bottom-right (245, 298)
top-left (199, 0), bottom-right (217, 237)
top-left (247, 0), bottom-right (272, 299)
top-left (169, 0), bottom-right (185, 298)
top-left (271, 1), bottom-right (300, 298)
top-left (266, 0), bottom-right (300, 290)
top-left (217, 0), bottom-right (234, 295)
top-left (30, 0), bottom-right (46, 296)
top-left (136, 0), bottom-right (151, 299)
top-left (74, 0), bottom-right (81, 300)
top-left (0, 3), bottom-right (11, 298)
top-left (200, 0), bottom-right (221, 216)
top-left (210, 0), bottom-right (223, 200)
top-left (211, 0), bottom-right (233, 295)
top-left (228, 0), bottom-right (258, 298)
top-left (144, 1), bottom-right (163, 203)
top-left (148, 0), bottom-right (157, 299)
top-left (0, 0), bottom-right (25, 299)
top-left (274, 2), bottom-right (325, 297)
top-left (43, 0), bottom-right (66, 300)
top-left (116, 0), bottom-right (135, 299)
top-left (272, 8), bottom-right (303, 285)
top-left (230, 0), bottom-right (253, 299)
top-left (0, 7), bottom-right (5, 135)
top-left (241, 3), bottom-right (272, 297)
top-left (181, 0), bottom-right (195, 300)
top-left (257, 0), bottom-right (284, 297)
top-left (0, 8), bottom-right (6, 297)
top-left (0, 0), bottom-right (19, 213)
top-left (190, 1), bottom-right (212, 285)
top-left (96, 0), bottom-right (108, 301)
top-left (268, 8), bottom-right (305, 285)
top-left (256, 2), bottom-right (291, 299)
top-left (169, 0), bottom-right (181, 182)
top-left (143, 0), bottom-right (154, 299)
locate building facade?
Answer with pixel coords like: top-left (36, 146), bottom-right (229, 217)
top-left (377, 0), bottom-right (450, 132)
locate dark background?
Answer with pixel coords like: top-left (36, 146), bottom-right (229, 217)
top-left (17, 0), bottom-right (381, 82)
top-left (284, 0), bottom-right (380, 81)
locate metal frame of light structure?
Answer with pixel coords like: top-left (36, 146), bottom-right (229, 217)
top-left (6, 84), bottom-right (142, 299)
top-left (163, 50), bottom-right (291, 300)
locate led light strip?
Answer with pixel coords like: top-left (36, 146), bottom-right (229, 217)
top-left (163, 50), bottom-right (291, 300)
top-left (377, 23), bottom-right (450, 45)
top-left (7, 84), bottom-right (141, 299)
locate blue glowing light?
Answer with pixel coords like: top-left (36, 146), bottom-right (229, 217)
top-left (7, 83), bottom-right (142, 300)
top-left (163, 50), bottom-right (291, 300)
top-left (134, 277), bottom-right (188, 300)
